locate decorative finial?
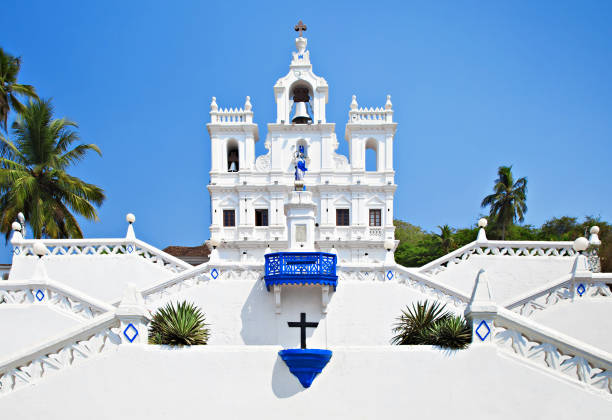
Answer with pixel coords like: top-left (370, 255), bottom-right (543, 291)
top-left (210, 97), bottom-right (218, 112)
top-left (294, 20), bottom-right (307, 37)
top-left (589, 226), bottom-right (601, 246)
top-left (385, 95), bottom-right (392, 110)
top-left (126, 213), bottom-right (136, 240)
top-left (573, 237), bottom-right (589, 253)
top-left (11, 221), bottom-right (21, 231)
top-left (477, 218), bottom-right (488, 243)
top-left (350, 95), bottom-right (358, 110)
top-left (244, 96), bottom-right (252, 111)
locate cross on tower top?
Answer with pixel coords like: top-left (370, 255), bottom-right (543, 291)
top-left (294, 20), bottom-right (307, 37)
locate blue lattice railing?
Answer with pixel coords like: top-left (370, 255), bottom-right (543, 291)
top-left (264, 252), bottom-right (338, 290)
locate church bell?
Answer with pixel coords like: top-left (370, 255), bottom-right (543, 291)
top-left (291, 101), bottom-right (312, 124)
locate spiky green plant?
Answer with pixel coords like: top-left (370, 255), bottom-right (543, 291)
top-left (148, 301), bottom-right (210, 346)
top-left (391, 300), bottom-right (450, 345)
top-left (391, 300), bottom-right (472, 349)
top-left (427, 315), bottom-right (472, 350)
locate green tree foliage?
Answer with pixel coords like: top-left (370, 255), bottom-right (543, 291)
top-left (391, 300), bottom-right (471, 350)
top-left (393, 216), bottom-right (612, 272)
top-left (481, 165), bottom-right (528, 240)
top-left (0, 99), bottom-right (105, 239)
top-left (0, 47), bottom-right (38, 132)
top-left (149, 301), bottom-right (210, 346)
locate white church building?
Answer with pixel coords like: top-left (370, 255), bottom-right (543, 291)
top-left (1, 23), bottom-right (611, 420)
top-left (207, 31), bottom-right (396, 265)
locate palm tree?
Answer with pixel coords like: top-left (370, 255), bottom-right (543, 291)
top-left (435, 224), bottom-right (455, 254)
top-left (0, 47), bottom-right (38, 132)
top-left (0, 99), bottom-right (105, 239)
top-left (481, 165), bottom-right (527, 240)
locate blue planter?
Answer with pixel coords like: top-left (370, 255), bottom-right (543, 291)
top-left (278, 349), bottom-right (332, 388)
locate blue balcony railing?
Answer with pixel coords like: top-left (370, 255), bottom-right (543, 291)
top-left (264, 252), bottom-right (338, 290)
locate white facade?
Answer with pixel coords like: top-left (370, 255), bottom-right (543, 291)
top-left (1, 27), bottom-right (611, 420)
top-left (207, 36), bottom-right (397, 264)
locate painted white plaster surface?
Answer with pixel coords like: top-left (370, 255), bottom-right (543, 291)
top-left (433, 256), bottom-right (573, 302)
top-left (149, 279), bottom-right (444, 347)
top-left (10, 256), bottom-right (172, 303)
top-left (1, 345), bottom-right (610, 420)
top-left (530, 300), bottom-right (612, 352)
top-left (0, 306), bottom-right (82, 356)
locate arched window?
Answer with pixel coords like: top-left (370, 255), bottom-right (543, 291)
top-left (227, 139), bottom-right (239, 172)
top-left (365, 138), bottom-right (378, 172)
top-left (296, 139), bottom-right (308, 158)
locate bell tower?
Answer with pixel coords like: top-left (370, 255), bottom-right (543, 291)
top-left (273, 24), bottom-right (328, 125)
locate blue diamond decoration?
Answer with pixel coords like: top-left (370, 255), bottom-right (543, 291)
top-left (211, 268), bottom-right (219, 279)
top-left (577, 283), bottom-right (586, 297)
top-left (475, 320), bottom-right (491, 341)
top-left (35, 289), bottom-right (44, 301)
top-left (13, 247), bottom-right (20, 255)
top-left (126, 245), bottom-right (133, 253)
top-left (123, 323), bottom-right (138, 343)
top-left (386, 270), bottom-right (394, 280)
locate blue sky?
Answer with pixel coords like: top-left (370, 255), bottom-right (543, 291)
top-left (1, 1), bottom-right (611, 261)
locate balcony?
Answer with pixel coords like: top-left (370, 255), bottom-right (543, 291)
top-left (264, 252), bottom-right (338, 290)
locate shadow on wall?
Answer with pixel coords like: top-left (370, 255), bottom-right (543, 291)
top-left (240, 278), bottom-right (277, 344)
top-left (271, 354), bottom-right (304, 398)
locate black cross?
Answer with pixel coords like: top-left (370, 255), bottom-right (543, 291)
top-left (294, 20), bottom-right (307, 37)
top-left (288, 312), bottom-right (318, 349)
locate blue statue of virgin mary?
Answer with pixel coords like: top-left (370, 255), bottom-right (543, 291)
top-left (294, 145), bottom-right (308, 189)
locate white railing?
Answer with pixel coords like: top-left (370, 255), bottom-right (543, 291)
top-left (349, 107), bottom-right (393, 123)
top-left (493, 308), bottom-right (612, 395)
top-left (210, 107), bottom-right (253, 124)
top-left (337, 265), bottom-right (470, 309)
top-left (12, 238), bottom-right (190, 275)
top-left (420, 240), bottom-right (576, 276)
top-left (368, 227), bottom-right (384, 239)
top-left (140, 262), bottom-right (264, 305)
top-left (0, 280), bottom-right (114, 320)
top-left (504, 274), bottom-right (612, 316)
top-left (0, 313), bottom-right (121, 395)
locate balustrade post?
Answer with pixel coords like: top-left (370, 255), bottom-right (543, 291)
top-left (465, 269), bottom-right (497, 345)
top-left (116, 283), bottom-right (150, 344)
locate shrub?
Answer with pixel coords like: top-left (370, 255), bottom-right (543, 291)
top-left (427, 315), bottom-right (472, 350)
top-left (391, 300), bottom-right (449, 345)
top-left (148, 301), bottom-right (210, 346)
top-left (391, 300), bottom-right (471, 349)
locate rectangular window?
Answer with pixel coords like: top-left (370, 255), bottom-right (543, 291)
top-left (336, 209), bottom-right (350, 226)
top-left (223, 209), bottom-right (235, 227)
top-left (255, 209), bottom-right (269, 226)
top-left (369, 209), bottom-right (382, 227)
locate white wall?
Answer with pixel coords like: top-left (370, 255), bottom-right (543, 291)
top-left (433, 255), bottom-right (574, 302)
top-left (149, 279), bottom-right (464, 347)
top-left (531, 300), bottom-right (612, 351)
top-left (1, 345), bottom-right (610, 420)
top-left (9, 256), bottom-right (174, 303)
top-left (0, 305), bottom-right (82, 356)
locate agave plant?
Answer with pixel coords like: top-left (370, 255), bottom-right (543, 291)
top-left (391, 300), bottom-right (449, 345)
top-left (148, 301), bottom-right (210, 346)
top-left (391, 300), bottom-right (471, 349)
top-left (427, 315), bottom-right (472, 350)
